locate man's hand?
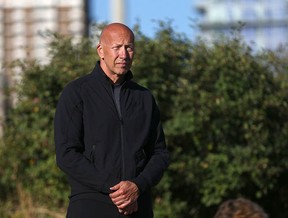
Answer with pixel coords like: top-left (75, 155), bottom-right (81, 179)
top-left (109, 181), bottom-right (139, 214)
top-left (119, 201), bottom-right (138, 215)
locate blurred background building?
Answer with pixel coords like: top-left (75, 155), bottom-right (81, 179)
top-left (0, 0), bottom-right (85, 67)
top-left (195, 0), bottom-right (288, 51)
top-left (0, 0), bottom-right (86, 135)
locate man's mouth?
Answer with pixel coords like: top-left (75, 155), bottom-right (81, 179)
top-left (117, 62), bottom-right (129, 67)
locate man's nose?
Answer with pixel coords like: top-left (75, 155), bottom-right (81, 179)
top-left (119, 47), bottom-right (128, 58)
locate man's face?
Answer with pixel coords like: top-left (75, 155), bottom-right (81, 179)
top-left (97, 28), bottom-right (135, 79)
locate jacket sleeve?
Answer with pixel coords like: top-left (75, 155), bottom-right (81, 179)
top-left (132, 97), bottom-right (170, 193)
top-left (54, 83), bottom-right (119, 194)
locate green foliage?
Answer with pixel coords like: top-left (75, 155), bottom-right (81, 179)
top-left (163, 37), bottom-right (288, 216)
top-left (0, 33), bottom-right (96, 210)
top-left (0, 23), bottom-right (288, 218)
top-left (132, 21), bottom-right (192, 121)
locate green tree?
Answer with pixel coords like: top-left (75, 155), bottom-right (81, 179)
top-left (164, 36), bottom-right (288, 217)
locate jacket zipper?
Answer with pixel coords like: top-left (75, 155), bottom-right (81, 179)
top-left (111, 84), bottom-right (126, 180)
top-left (90, 145), bottom-right (96, 163)
top-left (120, 118), bottom-right (125, 180)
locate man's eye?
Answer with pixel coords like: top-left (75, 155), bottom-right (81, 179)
top-left (126, 46), bottom-right (134, 52)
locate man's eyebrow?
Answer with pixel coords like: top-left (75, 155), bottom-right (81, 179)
top-left (111, 43), bottom-right (134, 47)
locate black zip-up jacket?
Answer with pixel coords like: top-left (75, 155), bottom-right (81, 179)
top-left (54, 62), bottom-right (169, 208)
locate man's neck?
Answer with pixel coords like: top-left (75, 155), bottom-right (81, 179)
top-left (99, 62), bottom-right (125, 84)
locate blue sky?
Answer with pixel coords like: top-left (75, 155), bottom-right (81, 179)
top-left (88, 0), bottom-right (200, 39)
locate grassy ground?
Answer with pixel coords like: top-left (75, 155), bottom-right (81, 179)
top-left (0, 184), bottom-right (66, 218)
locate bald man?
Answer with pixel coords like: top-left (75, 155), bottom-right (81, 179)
top-left (54, 23), bottom-right (170, 218)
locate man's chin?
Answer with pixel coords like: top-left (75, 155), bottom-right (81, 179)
top-left (115, 68), bottom-right (129, 75)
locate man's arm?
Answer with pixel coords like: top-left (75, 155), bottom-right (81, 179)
top-left (131, 99), bottom-right (170, 194)
top-left (54, 84), bottom-right (119, 193)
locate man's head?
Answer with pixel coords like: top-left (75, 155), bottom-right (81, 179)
top-left (214, 198), bottom-right (268, 218)
top-left (97, 23), bottom-right (135, 83)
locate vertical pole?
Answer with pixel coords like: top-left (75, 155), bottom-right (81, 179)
top-left (110, 0), bottom-right (125, 23)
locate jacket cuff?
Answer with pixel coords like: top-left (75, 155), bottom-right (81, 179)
top-left (101, 177), bottom-right (120, 194)
top-left (131, 176), bottom-right (150, 194)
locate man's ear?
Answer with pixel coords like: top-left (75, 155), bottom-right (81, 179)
top-left (97, 44), bottom-right (104, 59)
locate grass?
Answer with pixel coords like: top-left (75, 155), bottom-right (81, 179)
top-left (0, 184), bottom-right (65, 218)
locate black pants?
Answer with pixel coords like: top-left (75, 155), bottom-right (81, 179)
top-left (66, 198), bottom-right (153, 218)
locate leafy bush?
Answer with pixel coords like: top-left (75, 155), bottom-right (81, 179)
top-left (0, 33), bottom-right (96, 213)
top-left (163, 37), bottom-right (288, 217)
